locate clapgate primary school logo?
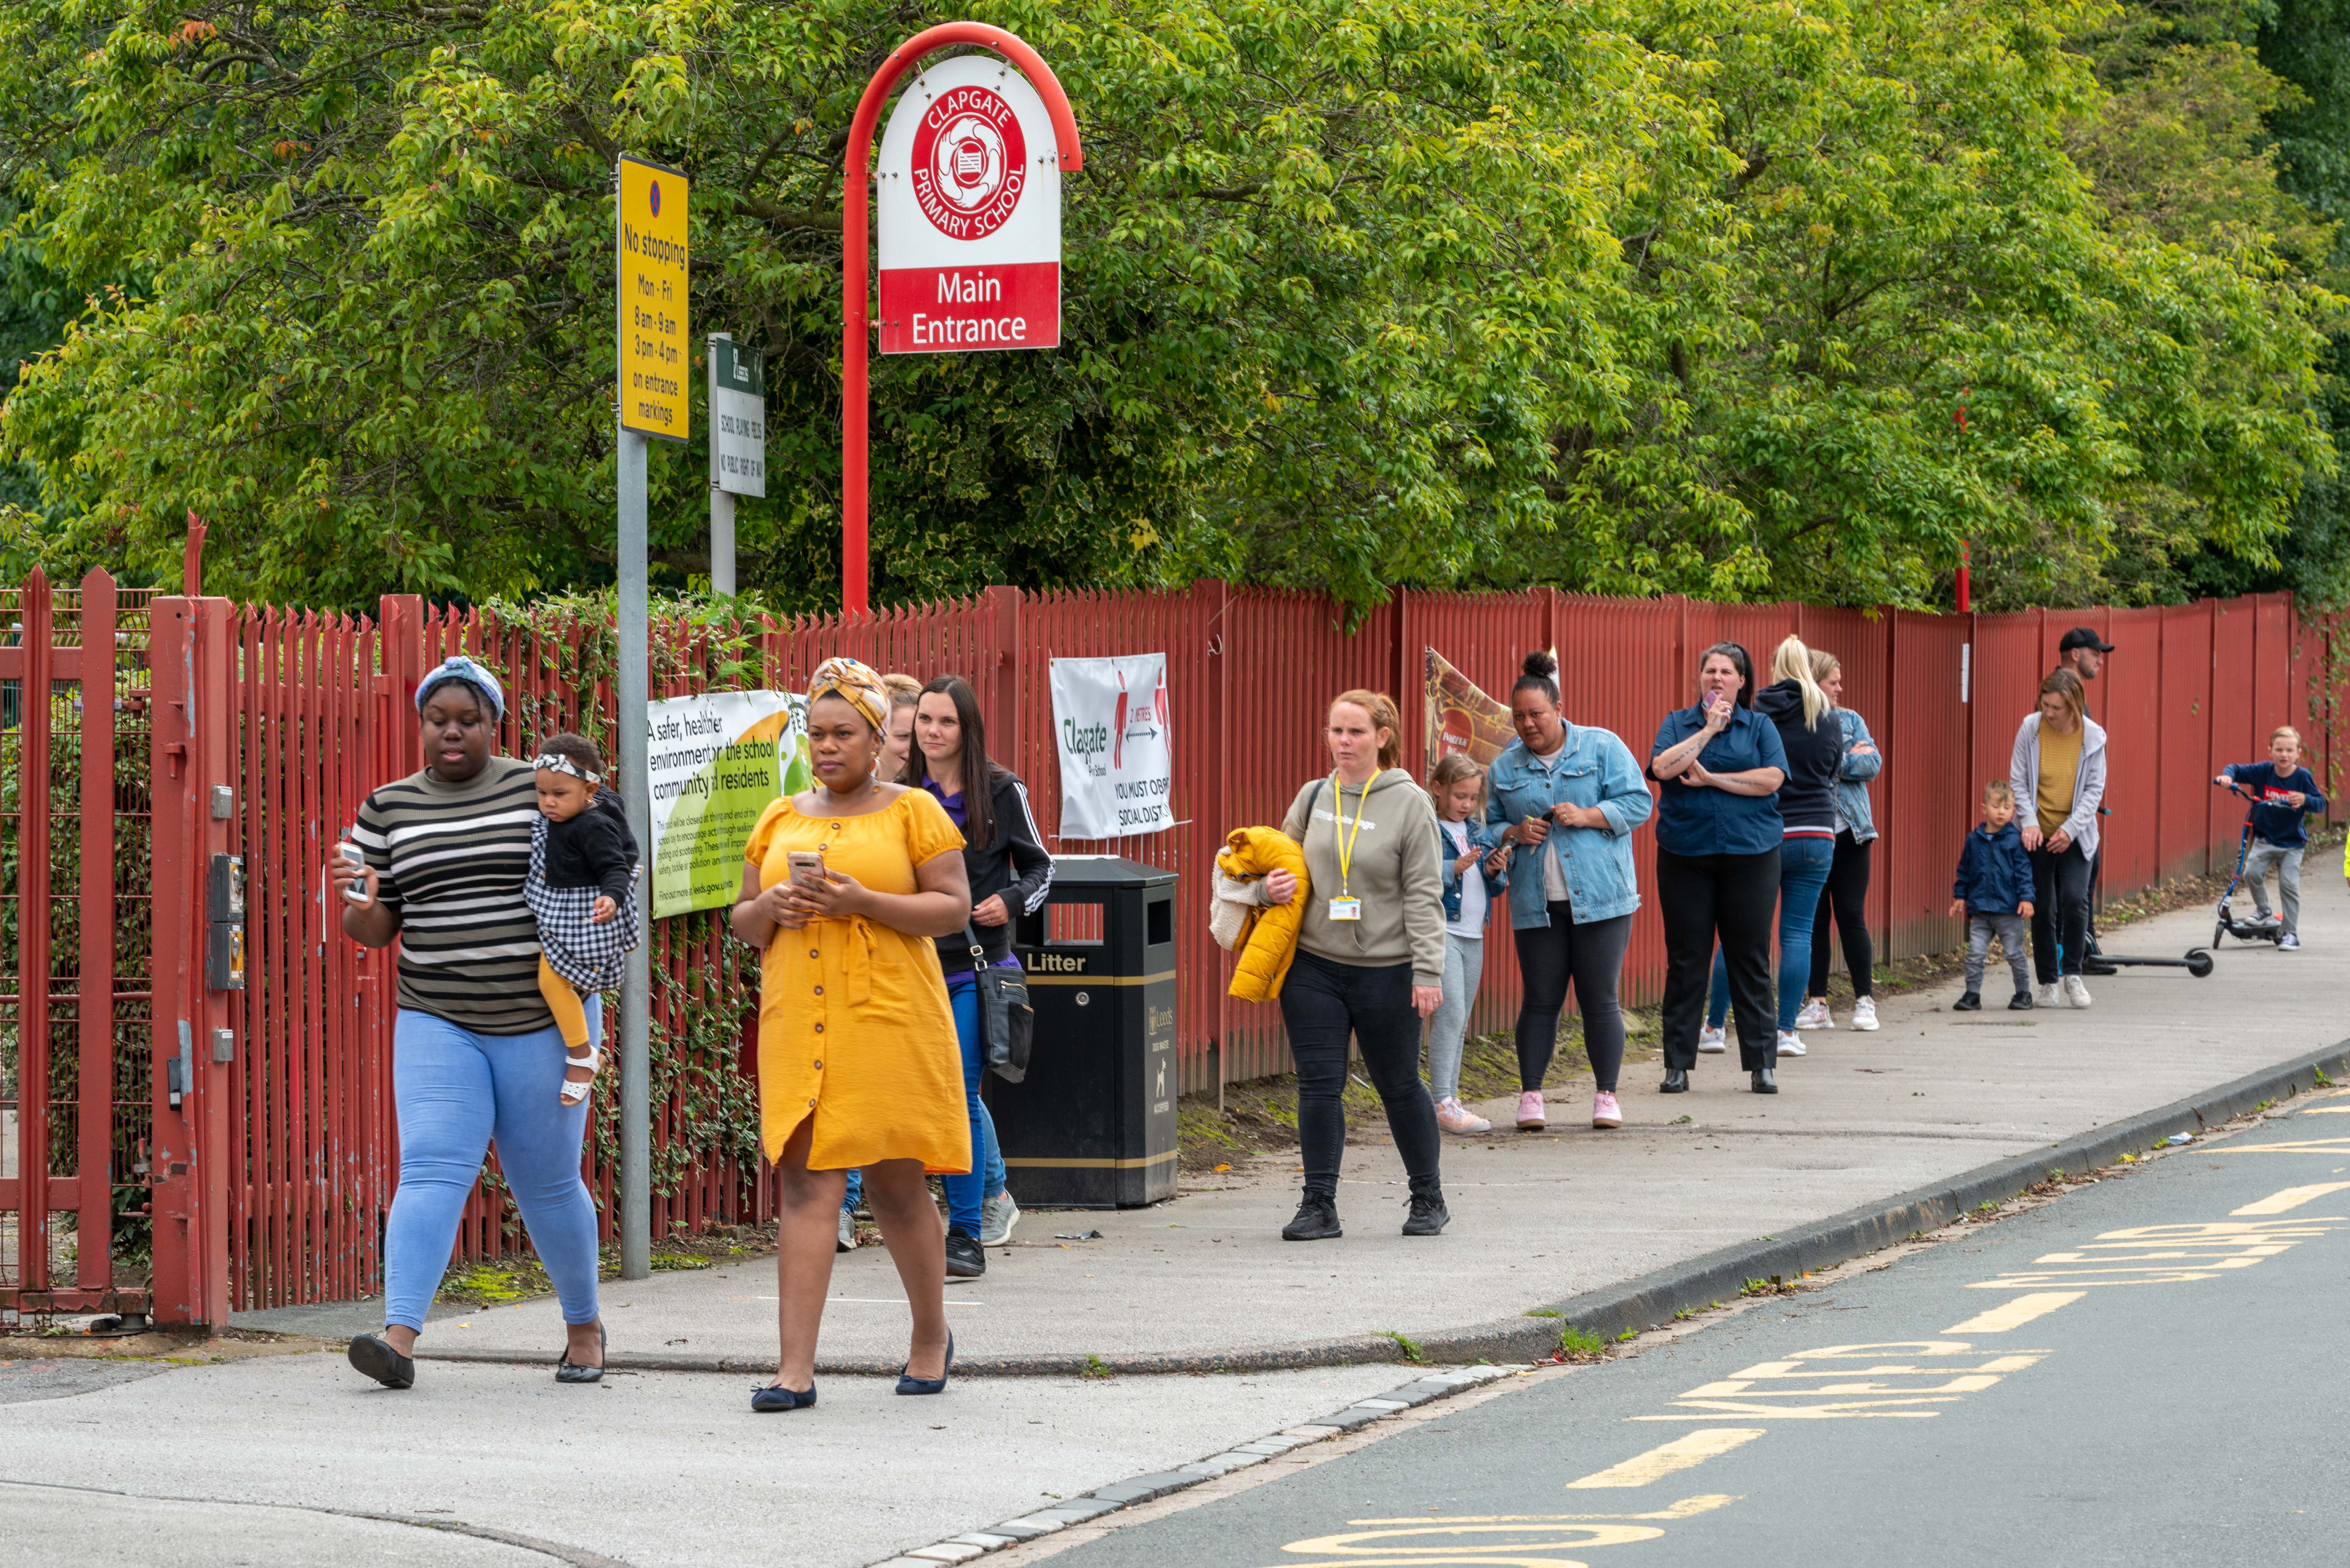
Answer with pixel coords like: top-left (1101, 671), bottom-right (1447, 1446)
top-left (912, 84), bottom-right (1028, 241)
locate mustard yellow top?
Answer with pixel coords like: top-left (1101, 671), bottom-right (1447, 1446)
top-left (2035, 723), bottom-right (2081, 839)
top-left (744, 789), bottom-right (971, 1172)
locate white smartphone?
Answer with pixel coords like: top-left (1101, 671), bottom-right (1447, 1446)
top-left (339, 841), bottom-right (372, 906)
top-left (786, 850), bottom-right (828, 888)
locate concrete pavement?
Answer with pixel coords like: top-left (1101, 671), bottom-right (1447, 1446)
top-left (361, 877), bottom-right (2344, 1375)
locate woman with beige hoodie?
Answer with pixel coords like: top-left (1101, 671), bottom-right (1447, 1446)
top-left (1259, 690), bottom-right (1448, 1241)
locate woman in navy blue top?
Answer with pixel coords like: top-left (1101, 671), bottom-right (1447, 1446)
top-left (1648, 642), bottom-right (1788, 1093)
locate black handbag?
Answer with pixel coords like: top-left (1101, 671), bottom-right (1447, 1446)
top-left (965, 921), bottom-right (1034, 1083)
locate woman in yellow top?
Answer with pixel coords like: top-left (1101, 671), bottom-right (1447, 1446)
top-left (731, 657), bottom-right (972, 1412)
top-left (2008, 668), bottom-right (2107, 1011)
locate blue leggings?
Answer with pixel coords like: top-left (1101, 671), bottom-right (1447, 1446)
top-left (842, 982), bottom-right (1003, 1219)
top-left (382, 1005), bottom-right (603, 1332)
top-left (1706, 835), bottom-right (1837, 1033)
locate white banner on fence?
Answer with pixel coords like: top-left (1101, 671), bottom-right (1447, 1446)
top-left (645, 689), bottom-right (809, 918)
top-left (1048, 653), bottom-right (1172, 838)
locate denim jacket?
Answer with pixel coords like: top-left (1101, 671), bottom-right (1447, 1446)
top-left (1436, 818), bottom-right (1507, 928)
top-left (1831, 708), bottom-right (1881, 844)
top-left (1482, 723), bottom-right (1653, 928)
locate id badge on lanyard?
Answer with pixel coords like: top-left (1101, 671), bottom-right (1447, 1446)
top-left (1329, 772), bottom-right (1368, 921)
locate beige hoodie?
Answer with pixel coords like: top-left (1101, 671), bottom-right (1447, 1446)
top-left (1280, 769), bottom-right (1446, 986)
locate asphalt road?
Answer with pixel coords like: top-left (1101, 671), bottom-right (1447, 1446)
top-left (1038, 1093), bottom-right (2350, 1568)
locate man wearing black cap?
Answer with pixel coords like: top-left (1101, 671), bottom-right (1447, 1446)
top-left (2057, 626), bottom-right (2117, 968)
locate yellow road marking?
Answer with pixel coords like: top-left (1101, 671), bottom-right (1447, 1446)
top-left (1564, 1430), bottom-right (1763, 1489)
top-left (2225, 1138), bottom-right (2350, 1154)
top-left (2295, 1105), bottom-right (2350, 1114)
top-left (2233, 1182), bottom-right (2350, 1215)
top-left (1346, 1499), bottom-right (1737, 1525)
top-left (1942, 1292), bottom-right (2083, 1333)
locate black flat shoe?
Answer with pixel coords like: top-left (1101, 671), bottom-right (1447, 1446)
top-left (1281, 1192), bottom-right (1342, 1241)
top-left (1952, 991), bottom-right (1981, 1012)
top-left (897, 1333), bottom-right (954, 1396)
top-left (556, 1323), bottom-right (605, 1384)
top-left (1751, 1069), bottom-right (1777, 1094)
top-left (751, 1380), bottom-right (817, 1412)
top-left (1402, 1192), bottom-right (1450, 1237)
top-left (1659, 1068), bottom-right (1689, 1093)
top-left (347, 1332), bottom-right (415, 1389)
top-left (2008, 990), bottom-right (2035, 1010)
top-left (945, 1228), bottom-right (986, 1279)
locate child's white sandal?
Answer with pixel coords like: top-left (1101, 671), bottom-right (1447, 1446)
top-left (559, 1044), bottom-right (602, 1106)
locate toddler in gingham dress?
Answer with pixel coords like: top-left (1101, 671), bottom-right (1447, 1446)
top-left (528, 733), bottom-right (641, 1103)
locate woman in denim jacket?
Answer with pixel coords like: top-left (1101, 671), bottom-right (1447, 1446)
top-left (1797, 647), bottom-right (1883, 1034)
top-left (1426, 753), bottom-right (1509, 1133)
top-left (1481, 652), bottom-right (1654, 1133)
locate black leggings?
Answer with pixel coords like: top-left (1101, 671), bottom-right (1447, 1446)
top-left (1807, 832), bottom-right (1875, 999)
top-left (1657, 847), bottom-right (1781, 1071)
top-left (2029, 842), bottom-right (2093, 982)
top-left (1513, 906), bottom-right (1634, 1093)
top-left (1278, 950), bottom-right (1442, 1200)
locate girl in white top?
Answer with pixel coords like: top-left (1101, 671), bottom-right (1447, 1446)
top-left (1427, 753), bottom-right (1506, 1133)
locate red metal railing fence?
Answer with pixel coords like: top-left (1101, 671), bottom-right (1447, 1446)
top-left (8, 577), bottom-right (2342, 1323)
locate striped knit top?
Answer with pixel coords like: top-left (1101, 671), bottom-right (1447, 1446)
top-left (353, 755), bottom-right (551, 1034)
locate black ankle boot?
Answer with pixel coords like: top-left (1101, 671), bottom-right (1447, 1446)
top-left (1751, 1068), bottom-right (1778, 1094)
top-left (1660, 1067), bottom-right (1689, 1093)
top-left (1282, 1191), bottom-right (1342, 1241)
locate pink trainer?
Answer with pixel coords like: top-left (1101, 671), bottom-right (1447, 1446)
top-left (1591, 1091), bottom-right (1622, 1129)
top-left (1515, 1090), bottom-right (1546, 1131)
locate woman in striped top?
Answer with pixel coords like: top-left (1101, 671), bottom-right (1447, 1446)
top-left (332, 656), bottom-right (607, 1390)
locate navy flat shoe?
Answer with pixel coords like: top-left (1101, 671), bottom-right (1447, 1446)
top-left (347, 1332), bottom-right (415, 1389)
top-left (896, 1332), bottom-right (954, 1396)
top-left (751, 1380), bottom-right (817, 1412)
top-left (556, 1323), bottom-right (605, 1384)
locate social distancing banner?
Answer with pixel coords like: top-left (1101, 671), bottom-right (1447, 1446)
top-left (1049, 653), bottom-right (1172, 838)
top-left (645, 691), bottom-right (809, 918)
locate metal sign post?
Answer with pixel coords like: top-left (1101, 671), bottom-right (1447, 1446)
top-left (708, 334), bottom-right (766, 596)
top-left (615, 153), bottom-right (689, 1280)
top-left (838, 22), bottom-right (1081, 613)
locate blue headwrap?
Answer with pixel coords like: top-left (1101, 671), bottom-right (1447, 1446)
top-left (415, 655), bottom-right (506, 722)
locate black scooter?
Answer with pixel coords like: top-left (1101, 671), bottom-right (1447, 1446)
top-left (2213, 780), bottom-right (2287, 949)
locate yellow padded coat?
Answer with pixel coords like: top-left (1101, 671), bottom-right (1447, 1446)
top-left (1217, 826), bottom-right (1311, 1003)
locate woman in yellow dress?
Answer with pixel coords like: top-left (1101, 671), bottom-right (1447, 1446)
top-left (731, 657), bottom-right (972, 1412)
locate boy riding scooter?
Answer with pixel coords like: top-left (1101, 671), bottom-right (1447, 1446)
top-left (2214, 726), bottom-right (2326, 951)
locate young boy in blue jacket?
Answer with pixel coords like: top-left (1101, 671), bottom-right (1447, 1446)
top-left (1949, 780), bottom-right (2037, 1011)
top-left (2216, 725), bottom-right (2327, 950)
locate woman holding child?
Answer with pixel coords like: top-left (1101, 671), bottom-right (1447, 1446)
top-left (333, 655), bottom-right (611, 1390)
top-left (1481, 652), bottom-right (1652, 1133)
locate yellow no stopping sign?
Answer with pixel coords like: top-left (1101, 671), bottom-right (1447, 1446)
top-left (617, 154), bottom-right (689, 442)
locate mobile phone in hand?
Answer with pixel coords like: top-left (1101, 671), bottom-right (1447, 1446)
top-left (786, 850), bottom-right (828, 887)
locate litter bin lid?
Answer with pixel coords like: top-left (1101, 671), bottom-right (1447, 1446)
top-left (1045, 854), bottom-right (1177, 888)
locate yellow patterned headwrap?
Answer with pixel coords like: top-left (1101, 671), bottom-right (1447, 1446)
top-left (807, 656), bottom-right (891, 733)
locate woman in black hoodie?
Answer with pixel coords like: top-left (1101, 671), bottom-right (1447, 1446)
top-left (1702, 636), bottom-right (1845, 1059)
top-left (905, 675), bottom-right (1054, 1279)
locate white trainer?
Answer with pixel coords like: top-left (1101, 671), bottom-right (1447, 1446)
top-left (2037, 983), bottom-right (2061, 1008)
top-left (2062, 974), bottom-right (2093, 1009)
top-left (836, 1207), bottom-right (857, 1253)
top-left (1851, 997), bottom-right (1879, 1031)
top-left (1698, 1025), bottom-right (1728, 1054)
top-left (1795, 998), bottom-right (1832, 1031)
top-left (1776, 1030), bottom-right (1807, 1058)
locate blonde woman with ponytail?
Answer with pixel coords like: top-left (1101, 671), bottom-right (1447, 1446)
top-left (1258, 690), bottom-right (1449, 1240)
top-left (1699, 635), bottom-right (1847, 1068)
top-left (1797, 647), bottom-right (1883, 1033)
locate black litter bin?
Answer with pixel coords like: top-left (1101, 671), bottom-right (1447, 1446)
top-left (991, 856), bottom-right (1178, 1208)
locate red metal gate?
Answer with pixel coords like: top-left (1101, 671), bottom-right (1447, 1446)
top-left (0, 570), bottom-right (153, 1319)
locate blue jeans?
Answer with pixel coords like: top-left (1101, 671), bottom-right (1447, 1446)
top-left (383, 1005), bottom-right (603, 1332)
top-left (1706, 836), bottom-right (1837, 1033)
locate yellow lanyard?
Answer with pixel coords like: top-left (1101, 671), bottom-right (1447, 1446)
top-left (1330, 771), bottom-right (1370, 897)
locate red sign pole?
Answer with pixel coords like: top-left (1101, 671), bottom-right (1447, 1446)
top-left (841, 22), bottom-right (1082, 615)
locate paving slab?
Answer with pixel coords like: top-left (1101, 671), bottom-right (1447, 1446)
top-left (386, 883), bottom-right (2345, 1374)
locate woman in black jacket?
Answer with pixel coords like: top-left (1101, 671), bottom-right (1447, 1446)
top-left (904, 674), bottom-right (1052, 1278)
top-left (1701, 635), bottom-right (1845, 1061)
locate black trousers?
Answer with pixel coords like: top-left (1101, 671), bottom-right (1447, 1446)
top-left (1806, 832), bottom-right (1875, 999)
top-left (1657, 847), bottom-right (1780, 1071)
top-left (1513, 907), bottom-right (1635, 1093)
top-left (2029, 842), bottom-right (2093, 982)
top-left (1279, 949), bottom-right (1443, 1200)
